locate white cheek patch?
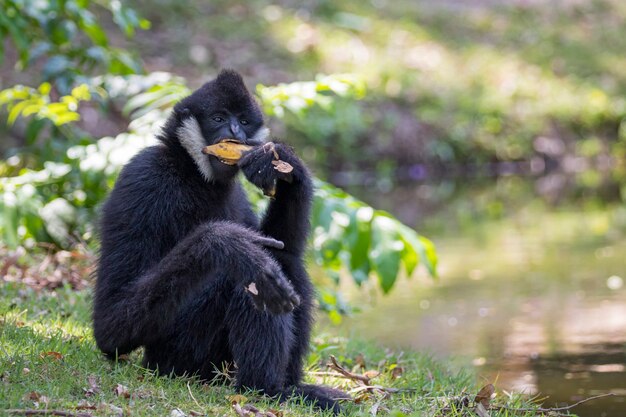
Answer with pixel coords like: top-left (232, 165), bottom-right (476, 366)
top-left (251, 126), bottom-right (270, 143)
top-left (178, 117), bottom-right (214, 182)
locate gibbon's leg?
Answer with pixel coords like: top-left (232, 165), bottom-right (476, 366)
top-left (142, 277), bottom-right (235, 380)
top-left (94, 221), bottom-right (298, 357)
top-left (226, 287), bottom-right (294, 396)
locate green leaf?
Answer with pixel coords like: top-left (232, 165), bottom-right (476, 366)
top-left (53, 111), bottom-right (81, 125)
top-left (38, 82), bottom-right (52, 95)
top-left (139, 18), bottom-right (151, 30)
top-left (398, 223), bottom-right (438, 278)
top-left (400, 236), bottom-right (419, 277)
top-left (109, 49), bottom-right (142, 74)
top-left (7, 99), bottom-right (31, 125)
top-left (82, 21), bottom-right (108, 46)
top-left (123, 87), bottom-right (186, 118)
top-left (0, 87), bottom-right (28, 105)
top-left (345, 205), bottom-right (373, 285)
top-left (0, 11), bottom-right (29, 64)
top-left (370, 214), bottom-right (404, 293)
top-left (419, 236), bottom-right (439, 278)
top-left (71, 84), bottom-right (91, 101)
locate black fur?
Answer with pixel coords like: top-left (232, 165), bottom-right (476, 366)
top-left (93, 70), bottom-right (344, 413)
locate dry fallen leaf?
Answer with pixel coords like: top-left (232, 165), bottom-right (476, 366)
top-left (271, 160), bottom-right (293, 174)
top-left (474, 383), bottom-right (495, 408)
top-left (25, 391), bottom-right (41, 401)
top-left (227, 394), bottom-right (248, 404)
top-left (113, 383), bottom-right (130, 398)
top-left (202, 140), bottom-right (253, 165)
top-left (353, 393), bottom-right (371, 404)
top-left (390, 366), bottom-right (404, 380)
top-left (40, 351), bottom-right (63, 360)
top-left (76, 400), bottom-right (97, 410)
top-left (363, 370), bottom-right (381, 380)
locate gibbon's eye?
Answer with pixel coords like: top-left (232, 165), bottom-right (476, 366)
top-left (240, 119), bottom-right (249, 126)
top-left (212, 116), bottom-right (225, 123)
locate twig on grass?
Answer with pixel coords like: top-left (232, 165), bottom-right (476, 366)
top-left (494, 392), bottom-right (616, 415)
top-left (187, 381), bottom-right (203, 410)
top-left (348, 385), bottom-right (415, 395)
top-left (327, 355), bottom-right (374, 385)
top-left (231, 402), bottom-right (279, 417)
top-left (308, 370), bottom-right (357, 379)
top-left (325, 355), bottom-right (416, 397)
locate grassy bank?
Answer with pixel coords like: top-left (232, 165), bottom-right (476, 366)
top-left (0, 282), bottom-right (546, 417)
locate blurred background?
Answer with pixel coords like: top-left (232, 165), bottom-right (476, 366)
top-left (2, 0), bottom-right (626, 416)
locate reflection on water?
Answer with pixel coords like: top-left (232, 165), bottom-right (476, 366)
top-left (335, 176), bottom-right (626, 417)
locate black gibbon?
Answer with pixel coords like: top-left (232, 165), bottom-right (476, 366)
top-left (93, 70), bottom-right (345, 413)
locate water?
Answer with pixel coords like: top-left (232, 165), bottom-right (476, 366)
top-left (334, 176), bottom-right (626, 417)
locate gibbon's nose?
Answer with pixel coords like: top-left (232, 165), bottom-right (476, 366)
top-left (230, 121), bottom-right (247, 142)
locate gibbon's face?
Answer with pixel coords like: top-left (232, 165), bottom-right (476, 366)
top-left (175, 70), bottom-right (269, 181)
top-left (200, 106), bottom-right (267, 180)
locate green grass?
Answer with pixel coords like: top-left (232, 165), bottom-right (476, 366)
top-left (0, 282), bottom-right (547, 416)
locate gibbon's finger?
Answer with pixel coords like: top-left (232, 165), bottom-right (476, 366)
top-left (289, 292), bottom-right (301, 308)
top-left (255, 236), bottom-right (285, 250)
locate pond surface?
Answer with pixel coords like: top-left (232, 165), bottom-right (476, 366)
top-left (333, 175), bottom-right (626, 417)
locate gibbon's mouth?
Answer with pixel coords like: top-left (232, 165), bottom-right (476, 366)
top-left (201, 139), bottom-right (253, 165)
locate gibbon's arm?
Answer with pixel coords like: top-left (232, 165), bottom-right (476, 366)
top-left (93, 217), bottom-right (297, 357)
top-left (239, 142), bottom-right (313, 257)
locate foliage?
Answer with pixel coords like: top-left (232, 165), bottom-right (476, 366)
top-left (0, 82), bottom-right (92, 126)
top-left (257, 74), bottom-right (369, 175)
top-left (312, 180), bottom-right (437, 288)
top-left (0, 0), bottom-right (148, 92)
top-left (257, 73), bottom-right (366, 118)
top-left (311, 180), bottom-right (437, 321)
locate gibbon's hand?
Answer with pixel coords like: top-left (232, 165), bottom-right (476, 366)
top-left (238, 142), bottom-right (308, 195)
top-left (243, 251), bottom-right (301, 314)
top-left (211, 223), bottom-right (298, 314)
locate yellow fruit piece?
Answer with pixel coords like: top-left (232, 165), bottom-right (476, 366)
top-left (202, 139), bottom-right (253, 165)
